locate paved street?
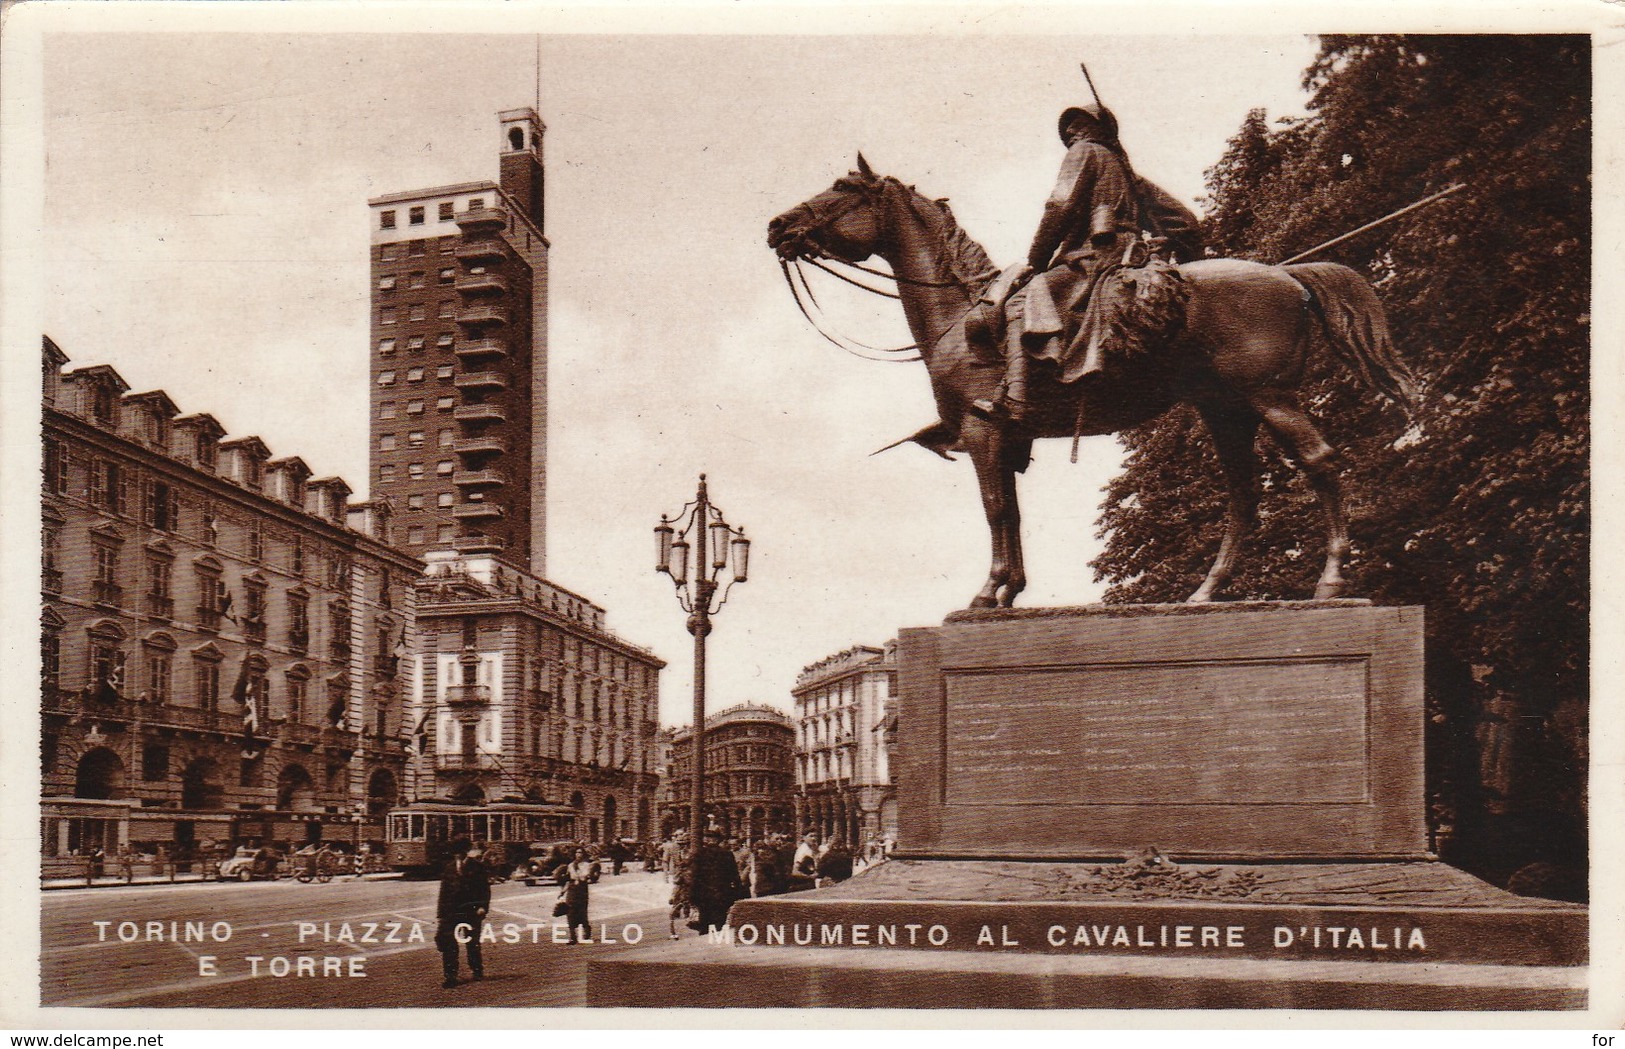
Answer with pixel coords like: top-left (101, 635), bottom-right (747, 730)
top-left (42, 869), bottom-right (683, 1008)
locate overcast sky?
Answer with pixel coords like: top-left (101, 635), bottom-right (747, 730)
top-left (29, 17), bottom-right (1326, 726)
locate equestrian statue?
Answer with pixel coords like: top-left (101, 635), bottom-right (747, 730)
top-left (766, 103), bottom-right (1418, 611)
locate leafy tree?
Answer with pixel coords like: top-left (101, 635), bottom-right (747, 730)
top-left (1093, 35), bottom-right (1589, 896)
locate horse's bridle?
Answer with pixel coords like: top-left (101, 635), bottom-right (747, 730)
top-left (777, 176), bottom-right (967, 361)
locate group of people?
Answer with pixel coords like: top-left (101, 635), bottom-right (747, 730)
top-left (435, 827), bottom-right (897, 986)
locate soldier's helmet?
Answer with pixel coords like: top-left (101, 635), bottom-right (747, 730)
top-left (1058, 103), bottom-right (1119, 144)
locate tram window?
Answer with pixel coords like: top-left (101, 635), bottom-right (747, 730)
top-left (412, 814), bottom-right (425, 838)
top-left (451, 816), bottom-right (470, 838)
top-left (427, 816), bottom-right (448, 843)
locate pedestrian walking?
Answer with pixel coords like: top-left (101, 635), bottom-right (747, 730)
top-left (434, 838), bottom-right (490, 988)
top-left (751, 834), bottom-right (787, 897)
top-left (660, 835), bottom-right (685, 883)
top-left (688, 828), bottom-right (746, 934)
top-left (554, 847), bottom-right (600, 944)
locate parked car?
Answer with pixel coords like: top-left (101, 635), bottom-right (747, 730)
top-left (520, 841), bottom-right (578, 886)
top-left (217, 845), bottom-right (283, 882)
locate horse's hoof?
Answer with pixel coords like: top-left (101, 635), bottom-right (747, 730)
top-left (969, 595), bottom-right (998, 610)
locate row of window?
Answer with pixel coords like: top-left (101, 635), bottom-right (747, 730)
top-left (378, 268), bottom-right (457, 291)
top-left (378, 398), bottom-right (459, 421)
top-left (379, 430), bottom-right (457, 452)
top-left (560, 637), bottom-right (646, 684)
top-left (378, 460), bottom-right (457, 482)
top-left (379, 302), bottom-right (460, 325)
top-left (46, 548), bottom-right (379, 664)
top-left (377, 333), bottom-right (456, 355)
top-left (403, 523), bottom-right (457, 547)
top-left (43, 628), bottom-right (388, 729)
top-left (685, 773), bottom-right (791, 800)
top-left (377, 237), bottom-right (456, 261)
top-left (45, 444), bottom-right (371, 589)
top-left (800, 752), bottom-right (854, 783)
top-left (376, 365), bottom-right (455, 385)
top-left (378, 198), bottom-right (486, 231)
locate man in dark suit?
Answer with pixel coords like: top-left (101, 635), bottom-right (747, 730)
top-left (435, 837), bottom-right (490, 988)
top-left (688, 828), bottom-right (746, 934)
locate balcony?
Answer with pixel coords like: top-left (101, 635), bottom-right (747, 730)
top-left (329, 640), bottom-right (352, 661)
top-left (145, 593), bottom-right (174, 620)
top-left (435, 752), bottom-right (501, 771)
top-left (288, 629), bottom-right (310, 654)
top-left (243, 617), bottom-right (267, 643)
top-left (452, 469), bottom-right (507, 489)
top-left (455, 206), bottom-right (509, 233)
top-left (278, 720), bottom-right (325, 747)
top-left (456, 304), bottom-right (509, 328)
top-left (454, 370), bottom-right (508, 393)
top-left (454, 435), bottom-right (508, 457)
top-left (455, 240), bottom-right (506, 263)
top-left (93, 581), bottom-right (124, 607)
top-left (451, 535), bottom-right (506, 555)
top-left (455, 338), bottom-right (508, 363)
top-left (453, 403), bottom-right (506, 425)
top-left (196, 606), bottom-right (223, 632)
top-left (451, 503), bottom-right (505, 522)
top-left (444, 684), bottom-right (491, 708)
top-left (455, 273), bottom-right (509, 296)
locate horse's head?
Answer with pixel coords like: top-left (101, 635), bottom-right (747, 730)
top-left (768, 154), bottom-right (891, 264)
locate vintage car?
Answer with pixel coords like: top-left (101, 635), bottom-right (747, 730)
top-left (217, 845), bottom-right (283, 881)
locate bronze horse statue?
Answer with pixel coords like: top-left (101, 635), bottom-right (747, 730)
top-left (767, 158), bottom-right (1417, 608)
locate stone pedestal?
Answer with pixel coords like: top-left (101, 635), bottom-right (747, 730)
top-left (587, 859), bottom-right (1587, 1010)
top-left (586, 602), bottom-right (1588, 1010)
top-left (897, 601), bottom-right (1426, 861)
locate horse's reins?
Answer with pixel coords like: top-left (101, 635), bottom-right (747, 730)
top-left (780, 177), bottom-right (973, 362)
top-left (781, 259), bottom-right (922, 362)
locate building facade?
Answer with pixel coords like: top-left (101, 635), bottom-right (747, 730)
top-left (407, 552), bottom-right (664, 844)
top-left (368, 109), bottom-right (549, 573)
top-left (661, 704), bottom-right (796, 842)
top-left (41, 338), bottom-right (421, 865)
top-left (792, 642), bottom-right (898, 845)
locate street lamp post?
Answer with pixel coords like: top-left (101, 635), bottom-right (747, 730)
top-left (654, 474), bottom-right (750, 862)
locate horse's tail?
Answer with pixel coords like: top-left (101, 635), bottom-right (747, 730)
top-left (1286, 262), bottom-right (1419, 418)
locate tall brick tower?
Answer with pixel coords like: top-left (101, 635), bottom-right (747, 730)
top-left (367, 108), bottom-right (549, 576)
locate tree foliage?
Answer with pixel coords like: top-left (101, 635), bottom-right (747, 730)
top-left (1092, 36), bottom-right (1589, 894)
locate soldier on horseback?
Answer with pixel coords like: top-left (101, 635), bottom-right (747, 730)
top-left (972, 103), bottom-right (1201, 424)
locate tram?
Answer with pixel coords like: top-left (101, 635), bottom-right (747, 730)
top-left (385, 800), bottom-right (578, 876)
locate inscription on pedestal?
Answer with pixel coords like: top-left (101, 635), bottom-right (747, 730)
top-left (896, 603), bottom-right (1426, 860)
top-left (945, 660), bottom-right (1369, 806)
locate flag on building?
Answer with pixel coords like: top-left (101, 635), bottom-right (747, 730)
top-left (91, 652), bottom-right (126, 704)
top-left (242, 677), bottom-right (260, 737)
top-left (230, 656), bottom-right (250, 707)
top-left (327, 697), bottom-right (348, 730)
top-left (219, 585), bottom-right (237, 624)
top-left (390, 626), bottom-right (409, 677)
top-left (406, 707), bottom-right (433, 755)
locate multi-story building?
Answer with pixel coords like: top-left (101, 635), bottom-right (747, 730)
top-left (661, 704), bottom-right (796, 842)
top-left (368, 109), bottom-right (549, 572)
top-left (41, 337), bottom-right (421, 865)
top-left (792, 642), bottom-right (898, 845)
top-left (370, 106), bottom-right (665, 845)
top-left (406, 552), bottom-right (664, 844)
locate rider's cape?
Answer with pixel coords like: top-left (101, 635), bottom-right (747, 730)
top-left (1015, 254), bottom-right (1191, 382)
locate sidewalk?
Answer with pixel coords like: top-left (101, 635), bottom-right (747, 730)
top-left (43, 869), bottom-right (403, 890)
